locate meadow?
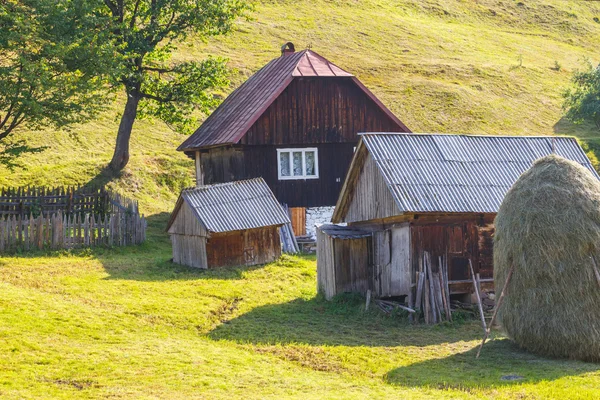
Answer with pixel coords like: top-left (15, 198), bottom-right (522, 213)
top-left (1, 215), bottom-right (599, 398)
top-left (2, 0), bottom-right (600, 398)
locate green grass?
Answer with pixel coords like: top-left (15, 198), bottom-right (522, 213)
top-left (2, 0), bottom-right (600, 398)
top-left (1, 216), bottom-right (599, 399)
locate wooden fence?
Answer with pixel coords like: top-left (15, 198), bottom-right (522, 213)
top-left (0, 186), bottom-right (138, 217)
top-left (0, 211), bottom-right (146, 252)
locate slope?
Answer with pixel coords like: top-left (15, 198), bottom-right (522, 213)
top-left (2, 0), bottom-right (600, 211)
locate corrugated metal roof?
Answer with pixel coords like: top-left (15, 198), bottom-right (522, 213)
top-left (177, 50), bottom-right (407, 151)
top-left (177, 178), bottom-right (290, 233)
top-left (361, 133), bottom-right (599, 214)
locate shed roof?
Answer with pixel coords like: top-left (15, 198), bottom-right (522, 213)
top-left (177, 49), bottom-right (408, 151)
top-left (318, 224), bottom-right (373, 239)
top-left (167, 178), bottom-right (290, 233)
top-left (333, 133), bottom-right (598, 220)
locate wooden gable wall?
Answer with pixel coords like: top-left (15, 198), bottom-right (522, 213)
top-left (168, 201), bottom-right (207, 237)
top-left (342, 152), bottom-right (400, 223)
top-left (241, 77), bottom-right (405, 146)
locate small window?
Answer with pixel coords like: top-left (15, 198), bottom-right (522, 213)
top-left (277, 148), bottom-right (319, 180)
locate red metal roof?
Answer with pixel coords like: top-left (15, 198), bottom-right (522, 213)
top-left (178, 50), bottom-right (407, 151)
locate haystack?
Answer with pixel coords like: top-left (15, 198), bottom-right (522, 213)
top-left (494, 155), bottom-right (600, 362)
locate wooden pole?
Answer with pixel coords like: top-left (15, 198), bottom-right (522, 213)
top-left (469, 259), bottom-right (487, 333)
top-left (476, 263), bottom-right (515, 359)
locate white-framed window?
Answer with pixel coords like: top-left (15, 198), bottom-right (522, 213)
top-left (277, 148), bottom-right (319, 180)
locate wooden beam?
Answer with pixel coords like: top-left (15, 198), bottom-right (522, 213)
top-left (476, 263), bottom-right (515, 359)
top-left (195, 151), bottom-right (204, 187)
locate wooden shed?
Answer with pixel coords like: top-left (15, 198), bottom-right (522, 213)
top-left (318, 133), bottom-right (597, 300)
top-left (167, 178), bottom-right (290, 269)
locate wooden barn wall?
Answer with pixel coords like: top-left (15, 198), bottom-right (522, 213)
top-left (241, 77), bottom-right (405, 146)
top-left (344, 154), bottom-right (399, 223)
top-left (168, 202), bottom-right (207, 236)
top-left (371, 224), bottom-right (411, 297)
top-left (170, 234), bottom-right (208, 269)
top-left (409, 214), bottom-right (495, 294)
top-left (316, 229), bottom-right (370, 300)
top-left (316, 229), bottom-right (336, 299)
top-left (206, 226), bottom-right (281, 268)
top-left (201, 143), bottom-right (356, 207)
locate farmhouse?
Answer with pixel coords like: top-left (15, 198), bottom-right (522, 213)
top-left (177, 43), bottom-right (410, 237)
top-left (318, 133), bottom-right (598, 301)
top-left (167, 178), bottom-right (290, 269)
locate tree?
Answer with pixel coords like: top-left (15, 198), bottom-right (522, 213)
top-left (563, 59), bottom-right (600, 130)
top-left (98, 0), bottom-right (250, 172)
top-left (0, 0), bottom-right (112, 141)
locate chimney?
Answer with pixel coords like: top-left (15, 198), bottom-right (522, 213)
top-left (281, 42), bottom-right (295, 56)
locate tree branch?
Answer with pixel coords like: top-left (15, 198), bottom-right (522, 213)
top-left (142, 66), bottom-right (175, 73)
top-left (140, 92), bottom-right (172, 103)
top-left (103, 0), bottom-right (119, 16)
top-left (130, 0), bottom-right (142, 29)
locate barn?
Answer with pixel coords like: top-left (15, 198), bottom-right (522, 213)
top-left (177, 43), bottom-right (410, 237)
top-left (318, 133), bottom-right (598, 302)
top-left (167, 178), bottom-right (290, 269)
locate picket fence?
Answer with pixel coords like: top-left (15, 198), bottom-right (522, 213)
top-left (0, 211), bottom-right (146, 252)
top-left (0, 186), bottom-right (138, 217)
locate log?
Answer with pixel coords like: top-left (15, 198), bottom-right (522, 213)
top-left (469, 259), bottom-right (487, 333)
top-left (365, 289), bottom-right (371, 311)
top-left (476, 263), bottom-right (515, 359)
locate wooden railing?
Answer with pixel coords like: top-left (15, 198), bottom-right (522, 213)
top-left (0, 211), bottom-right (146, 252)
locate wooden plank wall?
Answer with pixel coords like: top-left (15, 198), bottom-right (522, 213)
top-left (316, 227), bottom-right (371, 300)
top-left (167, 202), bottom-right (207, 236)
top-left (171, 235), bottom-right (208, 269)
top-left (289, 207), bottom-right (306, 236)
top-left (333, 237), bottom-right (370, 296)
top-left (242, 77), bottom-right (406, 145)
top-left (316, 228), bottom-right (336, 299)
top-left (201, 143), bottom-right (356, 207)
top-left (371, 224), bottom-right (411, 298)
top-left (203, 226), bottom-right (281, 269)
top-left (409, 216), bottom-right (495, 294)
top-left (0, 212), bottom-right (146, 252)
top-left (344, 154), bottom-right (400, 223)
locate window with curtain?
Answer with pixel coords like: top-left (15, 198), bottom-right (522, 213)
top-left (277, 148), bottom-right (319, 180)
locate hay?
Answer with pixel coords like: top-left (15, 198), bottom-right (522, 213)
top-left (494, 155), bottom-right (600, 362)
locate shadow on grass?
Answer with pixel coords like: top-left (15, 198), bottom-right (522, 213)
top-left (209, 295), bottom-right (485, 347)
top-left (0, 140), bottom-right (47, 170)
top-left (2, 211), bottom-right (279, 282)
top-left (96, 212), bottom-right (274, 282)
top-left (386, 338), bottom-right (599, 389)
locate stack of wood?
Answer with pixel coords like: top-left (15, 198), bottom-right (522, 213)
top-left (414, 251), bottom-right (452, 324)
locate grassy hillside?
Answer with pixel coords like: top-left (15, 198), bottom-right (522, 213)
top-left (2, 1), bottom-right (600, 398)
top-left (2, 0), bottom-right (600, 211)
top-left (2, 243), bottom-right (600, 398)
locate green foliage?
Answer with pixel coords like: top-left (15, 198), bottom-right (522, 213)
top-left (563, 59), bottom-right (600, 130)
top-left (0, 0), bottom-right (113, 140)
top-left (101, 0), bottom-right (252, 128)
top-left (138, 58), bottom-right (229, 133)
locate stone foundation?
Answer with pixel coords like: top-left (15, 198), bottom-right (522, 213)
top-left (305, 206), bottom-right (335, 239)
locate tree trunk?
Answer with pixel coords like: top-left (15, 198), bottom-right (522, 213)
top-left (109, 92), bottom-right (140, 172)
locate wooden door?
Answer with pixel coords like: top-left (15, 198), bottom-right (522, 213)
top-left (289, 207), bottom-right (306, 236)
